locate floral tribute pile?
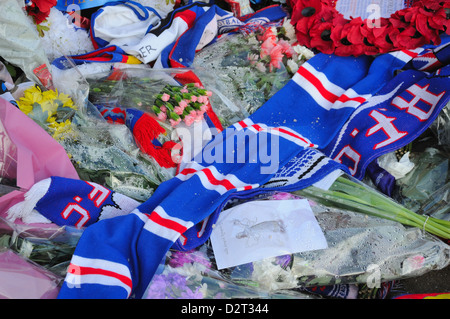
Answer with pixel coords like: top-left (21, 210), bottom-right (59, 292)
top-left (288, 0), bottom-right (450, 56)
top-left (0, 0), bottom-right (449, 302)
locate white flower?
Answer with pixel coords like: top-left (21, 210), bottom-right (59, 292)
top-left (255, 62), bottom-right (266, 73)
top-left (40, 8), bottom-right (94, 62)
top-left (287, 59), bottom-right (300, 74)
top-left (293, 45), bottom-right (315, 60)
top-left (247, 35), bottom-right (259, 46)
top-left (251, 258), bottom-right (298, 291)
top-left (282, 19), bottom-right (297, 43)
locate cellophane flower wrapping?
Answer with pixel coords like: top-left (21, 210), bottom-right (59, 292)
top-left (65, 67), bottom-right (223, 202)
top-left (0, 216), bottom-right (82, 277)
top-left (395, 147), bottom-right (449, 221)
top-left (144, 190), bottom-right (450, 299)
top-left (191, 18), bottom-right (314, 127)
top-left (0, 0), bottom-right (52, 86)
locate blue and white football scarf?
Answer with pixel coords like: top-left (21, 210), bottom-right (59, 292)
top-left (321, 63), bottom-right (450, 180)
top-left (90, 0), bottom-right (163, 49)
top-left (155, 4), bottom-right (288, 68)
top-left (56, 45), bottom-right (450, 299)
top-left (122, 3), bottom-right (286, 66)
top-left (55, 0), bottom-right (122, 11)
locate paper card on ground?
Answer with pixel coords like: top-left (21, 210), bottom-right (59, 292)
top-left (210, 199), bottom-right (328, 270)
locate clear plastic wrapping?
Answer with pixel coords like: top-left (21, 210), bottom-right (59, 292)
top-left (144, 191), bottom-right (450, 298)
top-left (191, 21), bottom-right (314, 127)
top-left (0, 216), bottom-right (82, 299)
top-left (396, 148), bottom-right (449, 220)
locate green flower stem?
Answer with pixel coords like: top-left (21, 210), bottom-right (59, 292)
top-left (334, 177), bottom-right (450, 230)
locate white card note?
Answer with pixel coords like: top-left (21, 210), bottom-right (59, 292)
top-left (210, 199), bottom-right (328, 270)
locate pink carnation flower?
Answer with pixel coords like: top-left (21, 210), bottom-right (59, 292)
top-left (157, 111), bottom-right (167, 121)
top-left (184, 114), bottom-right (195, 126)
top-left (269, 44), bottom-right (284, 71)
top-left (262, 27), bottom-right (277, 43)
top-left (278, 39), bottom-right (294, 58)
top-left (169, 118), bottom-right (181, 127)
top-left (195, 110), bottom-right (205, 122)
top-left (179, 100), bottom-right (188, 108)
top-left (260, 38), bottom-right (276, 59)
top-left (174, 106), bottom-right (184, 115)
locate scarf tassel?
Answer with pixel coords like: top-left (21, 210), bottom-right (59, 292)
top-left (128, 110), bottom-right (178, 168)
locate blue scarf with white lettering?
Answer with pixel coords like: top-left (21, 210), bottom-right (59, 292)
top-left (56, 41), bottom-right (449, 298)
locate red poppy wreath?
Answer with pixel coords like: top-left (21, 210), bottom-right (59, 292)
top-left (286, 0), bottom-right (450, 56)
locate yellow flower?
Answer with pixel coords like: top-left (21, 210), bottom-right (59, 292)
top-left (40, 99), bottom-right (58, 116)
top-left (57, 91), bottom-right (76, 109)
top-left (51, 119), bottom-right (75, 141)
top-left (18, 85), bottom-right (43, 114)
top-left (18, 85), bottom-right (78, 141)
top-left (41, 88), bottom-right (58, 101)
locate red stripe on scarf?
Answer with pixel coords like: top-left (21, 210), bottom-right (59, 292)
top-left (69, 264), bottom-right (133, 290)
top-left (202, 168), bottom-right (236, 191)
top-left (297, 66), bottom-right (339, 103)
top-left (146, 212), bottom-right (188, 234)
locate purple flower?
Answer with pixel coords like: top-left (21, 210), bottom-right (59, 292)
top-left (275, 254), bottom-right (292, 269)
top-left (180, 286), bottom-right (204, 299)
top-left (168, 250), bottom-right (212, 269)
top-left (145, 275), bottom-right (170, 299)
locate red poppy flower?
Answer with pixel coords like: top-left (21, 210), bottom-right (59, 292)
top-left (413, 0), bottom-right (442, 11)
top-left (389, 5), bottom-right (419, 31)
top-left (344, 17), bottom-right (366, 45)
top-left (290, 0), bottom-right (323, 25)
top-left (364, 22), bottom-right (397, 54)
top-left (334, 41), bottom-right (363, 56)
top-left (415, 13), bottom-right (442, 44)
top-left (426, 7), bottom-right (448, 31)
top-left (34, 0), bottom-right (57, 12)
top-left (309, 21), bottom-right (335, 54)
top-left (394, 25), bottom-right (429, 49)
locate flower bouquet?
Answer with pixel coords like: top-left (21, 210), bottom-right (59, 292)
top-left (294, 175), bottom-right (450, 240)
top-left (144, 189), bottom-right (450, 299)
top-left (15, 80), bottom-right (168, 202)
top-left (89, 76), bottom-right (213, 128)
top-left (0, 216), bottom-right (81, 277)
top-left (145, 241), bottom-right (317, 299)
top-left (192, 18), bottom-right (314, 126)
